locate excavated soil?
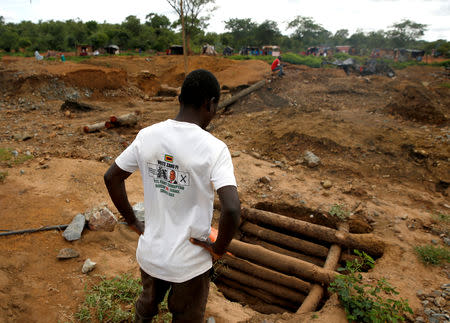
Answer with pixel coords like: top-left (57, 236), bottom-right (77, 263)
top-left (0, 55), bottom-right (449, 322)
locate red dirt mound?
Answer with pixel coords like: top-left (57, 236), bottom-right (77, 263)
top-left (385, 85), bottom-right (448, 125)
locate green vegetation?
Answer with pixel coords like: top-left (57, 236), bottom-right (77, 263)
top-left (0, 148), bottom-right (33, 167)
top-left (329, 250), bottom-right (413, 323)
top-left (329, 204), bottom-right (350, 221)
top-left (414, 245), bottom-right (450, 266)
top-left (440, 83), bottom-right (450, 89)
top-left (76, 274), bottom-right (142, 322)
top-left (75, 274), bottom-right (172, 323)
top-left (0, 12), bottom-right (448, 58)
top-left (0, 171), bottom-right (7, 183)
top-left (432, 212), bottom-right (450, 222)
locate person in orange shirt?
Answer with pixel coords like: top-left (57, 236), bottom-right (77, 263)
top-left (271, 56), bottom-right (285, 77)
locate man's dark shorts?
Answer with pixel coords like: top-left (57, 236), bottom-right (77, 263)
top-left (135, 268), bottom-right (210, 323)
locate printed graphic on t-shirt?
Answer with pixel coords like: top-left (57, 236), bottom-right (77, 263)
top-left (147, 155), bottom-right (190, 197)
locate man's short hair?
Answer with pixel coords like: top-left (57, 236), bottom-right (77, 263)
top-left (179, 69), bottom-right (220, 108)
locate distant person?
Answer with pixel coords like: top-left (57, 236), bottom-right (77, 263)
top-left (104, 69), bottom-right (240, 323)
top-left (271, 55), bottom-right (285, 77)
top-left (34, 50), bottom-right (43, 61)
top-left (60, 53), bottom-right (65, 62)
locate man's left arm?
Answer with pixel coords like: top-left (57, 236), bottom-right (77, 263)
top-left (104, 162), bottom-right (144, 235)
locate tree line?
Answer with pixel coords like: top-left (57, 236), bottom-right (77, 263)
top-left (0, 13), bottom-right (448, 56)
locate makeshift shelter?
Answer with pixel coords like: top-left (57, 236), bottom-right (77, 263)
top-left (168, 45), bottom-right (183, 55)
top-left (262, 46), bottom-right (281, 57)
top-left (105, 45), bottom-right (120, 55)
top-left (76, 45), bottom-right (92, 56)
top-left (223, 47), bottom-right (233, 56)
top-left (202, 44), bottom-right (217, 56)
top-left (239, 46), bottom-right (261, 56)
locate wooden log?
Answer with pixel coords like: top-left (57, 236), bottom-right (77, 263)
top-left (217, 283), bottom-right (287, 314)
top-left (158, 84), bottom-right (180, 97)
top-left (149, 96), bottom-right (176, 102)
top-left (61, 100), bottom-right (101, 112)
top-left (241, 236), bottom-right (325, 266)
top-left (297, 223), bottom-right (348, 314)
top-left (222, 254), bottom-right (311, 293)
top-left (241, 221), bottom-right (329, 258)
top-left (242, 208), bottom-right (385, 257)
top-left (216, 265), bottom-right (305, 303)
top-left (218, 277), bottom-right (298, 312)
top-left (106, 113), bottom-right (138, 129)
top-left (83, 122), bottom-right (106, 133)
top-left (297, 244), bottom-right (341, 314)
top-left (218, 79), bottom-right (266, 111)
top-left (228, 239), bottom-right (336, 285)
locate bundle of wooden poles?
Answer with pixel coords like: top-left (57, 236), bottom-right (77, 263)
top-left (214, 207), bottom-right (385, 314)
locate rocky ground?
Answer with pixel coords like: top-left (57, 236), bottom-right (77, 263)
top-left (0, 55), bottom-right (449, 322)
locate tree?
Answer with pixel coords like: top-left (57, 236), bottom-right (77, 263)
top-left (254, 20), bottom-right (281, 46)
top-left (146, 13), bottom-right (171, 33)
top-left (224, 18), bottom-right (257, 49)
top-left (166, 0), bottom-right (216, 53)
top-left (89, 32), bottom-right (109, 49)
top-left (122, 15), bottom-right (141, 37)
top-left (287, 16), bottom-right (331, 49)
top-left (332, 29), bottom-right (349, 45)
top-left (388, 19), bottom-right (427, 48)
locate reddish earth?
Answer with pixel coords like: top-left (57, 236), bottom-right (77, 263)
top-left (0, 54), bottom-right (449, 322)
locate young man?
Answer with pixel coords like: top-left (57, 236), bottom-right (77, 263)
top-left (271, 55), bottom-right (285, 77)
top-left (104, 69), bottom-right (240, 323)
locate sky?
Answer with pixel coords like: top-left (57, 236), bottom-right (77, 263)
top-left (0, 0), bottom-right (449, 41)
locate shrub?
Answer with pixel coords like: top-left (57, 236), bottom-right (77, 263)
top-left (329, 204), bottom-right (350, 221)
top-left (414, 245), bottom-right (450, 265)
top-left (329, 250), bottom-right (413, 323)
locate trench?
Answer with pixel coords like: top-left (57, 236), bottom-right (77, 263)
top-left (213, 202), bottom-right (382, 315)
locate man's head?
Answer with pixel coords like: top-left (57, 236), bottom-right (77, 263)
top-left (178, 69), bottom-right (220, 129)
top-left (278, 56), bottom-right (282, 61)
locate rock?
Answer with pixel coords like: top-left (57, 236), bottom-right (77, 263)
top-left (82, 259), bottom-right (96, 274)
top-left (414, 316), bottom-right (425, 323)
top-left (133, 202), bottom-right (145, 223)
top-left (432, 313), bottom-right (450, 321)
top-left (231, 151), bottom-right (241, 158)
top-left (431, 290), bottom-right (442, 297)
top-left (250, 151), bottom-right (261, 159)
top-left (259, 176), bottom-right (271, 184)
top-left (434, 296), bottom-right (446, 307)
top-left (431, 239), bottom-right (438, 245)
top-left (303, 151), bottom-right (320, 168)
top-left (441, 283), bottom-right (450, 289)
top-left (401, 214), bottom-right (409, 220)
top-left (87, 207), bottom-right (117, 232)
top-left (62, 213), bottom-right (86, 241)
top-left (321, 180), bottom-right (332, 189)
top-left (20, 170), bottom-right (25, 175)
top-left (57, 248), bottom-right (80, 259)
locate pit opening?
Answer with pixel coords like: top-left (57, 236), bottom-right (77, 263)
top-left (214, 202), bottom-right (382, 315)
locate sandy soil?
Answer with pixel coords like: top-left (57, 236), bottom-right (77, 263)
top-left (0, 54), bottom-right (449, 322)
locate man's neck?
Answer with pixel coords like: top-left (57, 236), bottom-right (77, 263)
top-left (174, 110), bottom-right (202, 128)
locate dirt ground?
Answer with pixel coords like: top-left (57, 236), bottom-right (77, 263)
top-left (0, 54), bottom-right (449, 323)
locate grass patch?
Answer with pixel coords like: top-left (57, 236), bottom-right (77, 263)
top-left (329, 250), bottom-right (413, 323)
top-left (329, 204), bottom-right (350, 221)
top-left (440, 82), bottom-right (450, 88)
top-left (75, 274), bottom-right (172, 323)
top-left (76, 274), bottom-right (142, 322)
top-left (432, 212), bottom-right (450, 223)
top-left (0, 148), bottom-right (33, 167)
top-left (0, 171), bottom-right (7, 183)
top-left (415, 245), bottom-right (450, 265)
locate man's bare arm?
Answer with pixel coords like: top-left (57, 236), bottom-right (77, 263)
top-left (191, 185), bottom-right (240, 259)
top-left (104, 162), bottom-right (144, 235)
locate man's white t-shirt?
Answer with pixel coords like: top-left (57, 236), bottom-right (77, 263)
top-left (115, 119), bottom-right (237, 283)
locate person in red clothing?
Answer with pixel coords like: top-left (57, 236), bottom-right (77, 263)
top-left (271, 56), bottom-right (285, 77)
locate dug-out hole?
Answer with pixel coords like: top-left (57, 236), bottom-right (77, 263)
top-left (213, 201), bottom-right (378, 315)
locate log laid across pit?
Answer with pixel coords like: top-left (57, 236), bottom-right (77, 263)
top-left (228, 239), bottom-right (336, 285)
top-left (216, 265), bottom-right (306, 303)
top-left (217, 283), bottom-right (287, 314)
top-left (105, 113), bottom-right (138, 129)
top-left (241, 236), bottom-right (325, 266)
top-left (242, 207), bottom-right (385, 257)
top-left (222, 254), bottom-right (311, 293)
